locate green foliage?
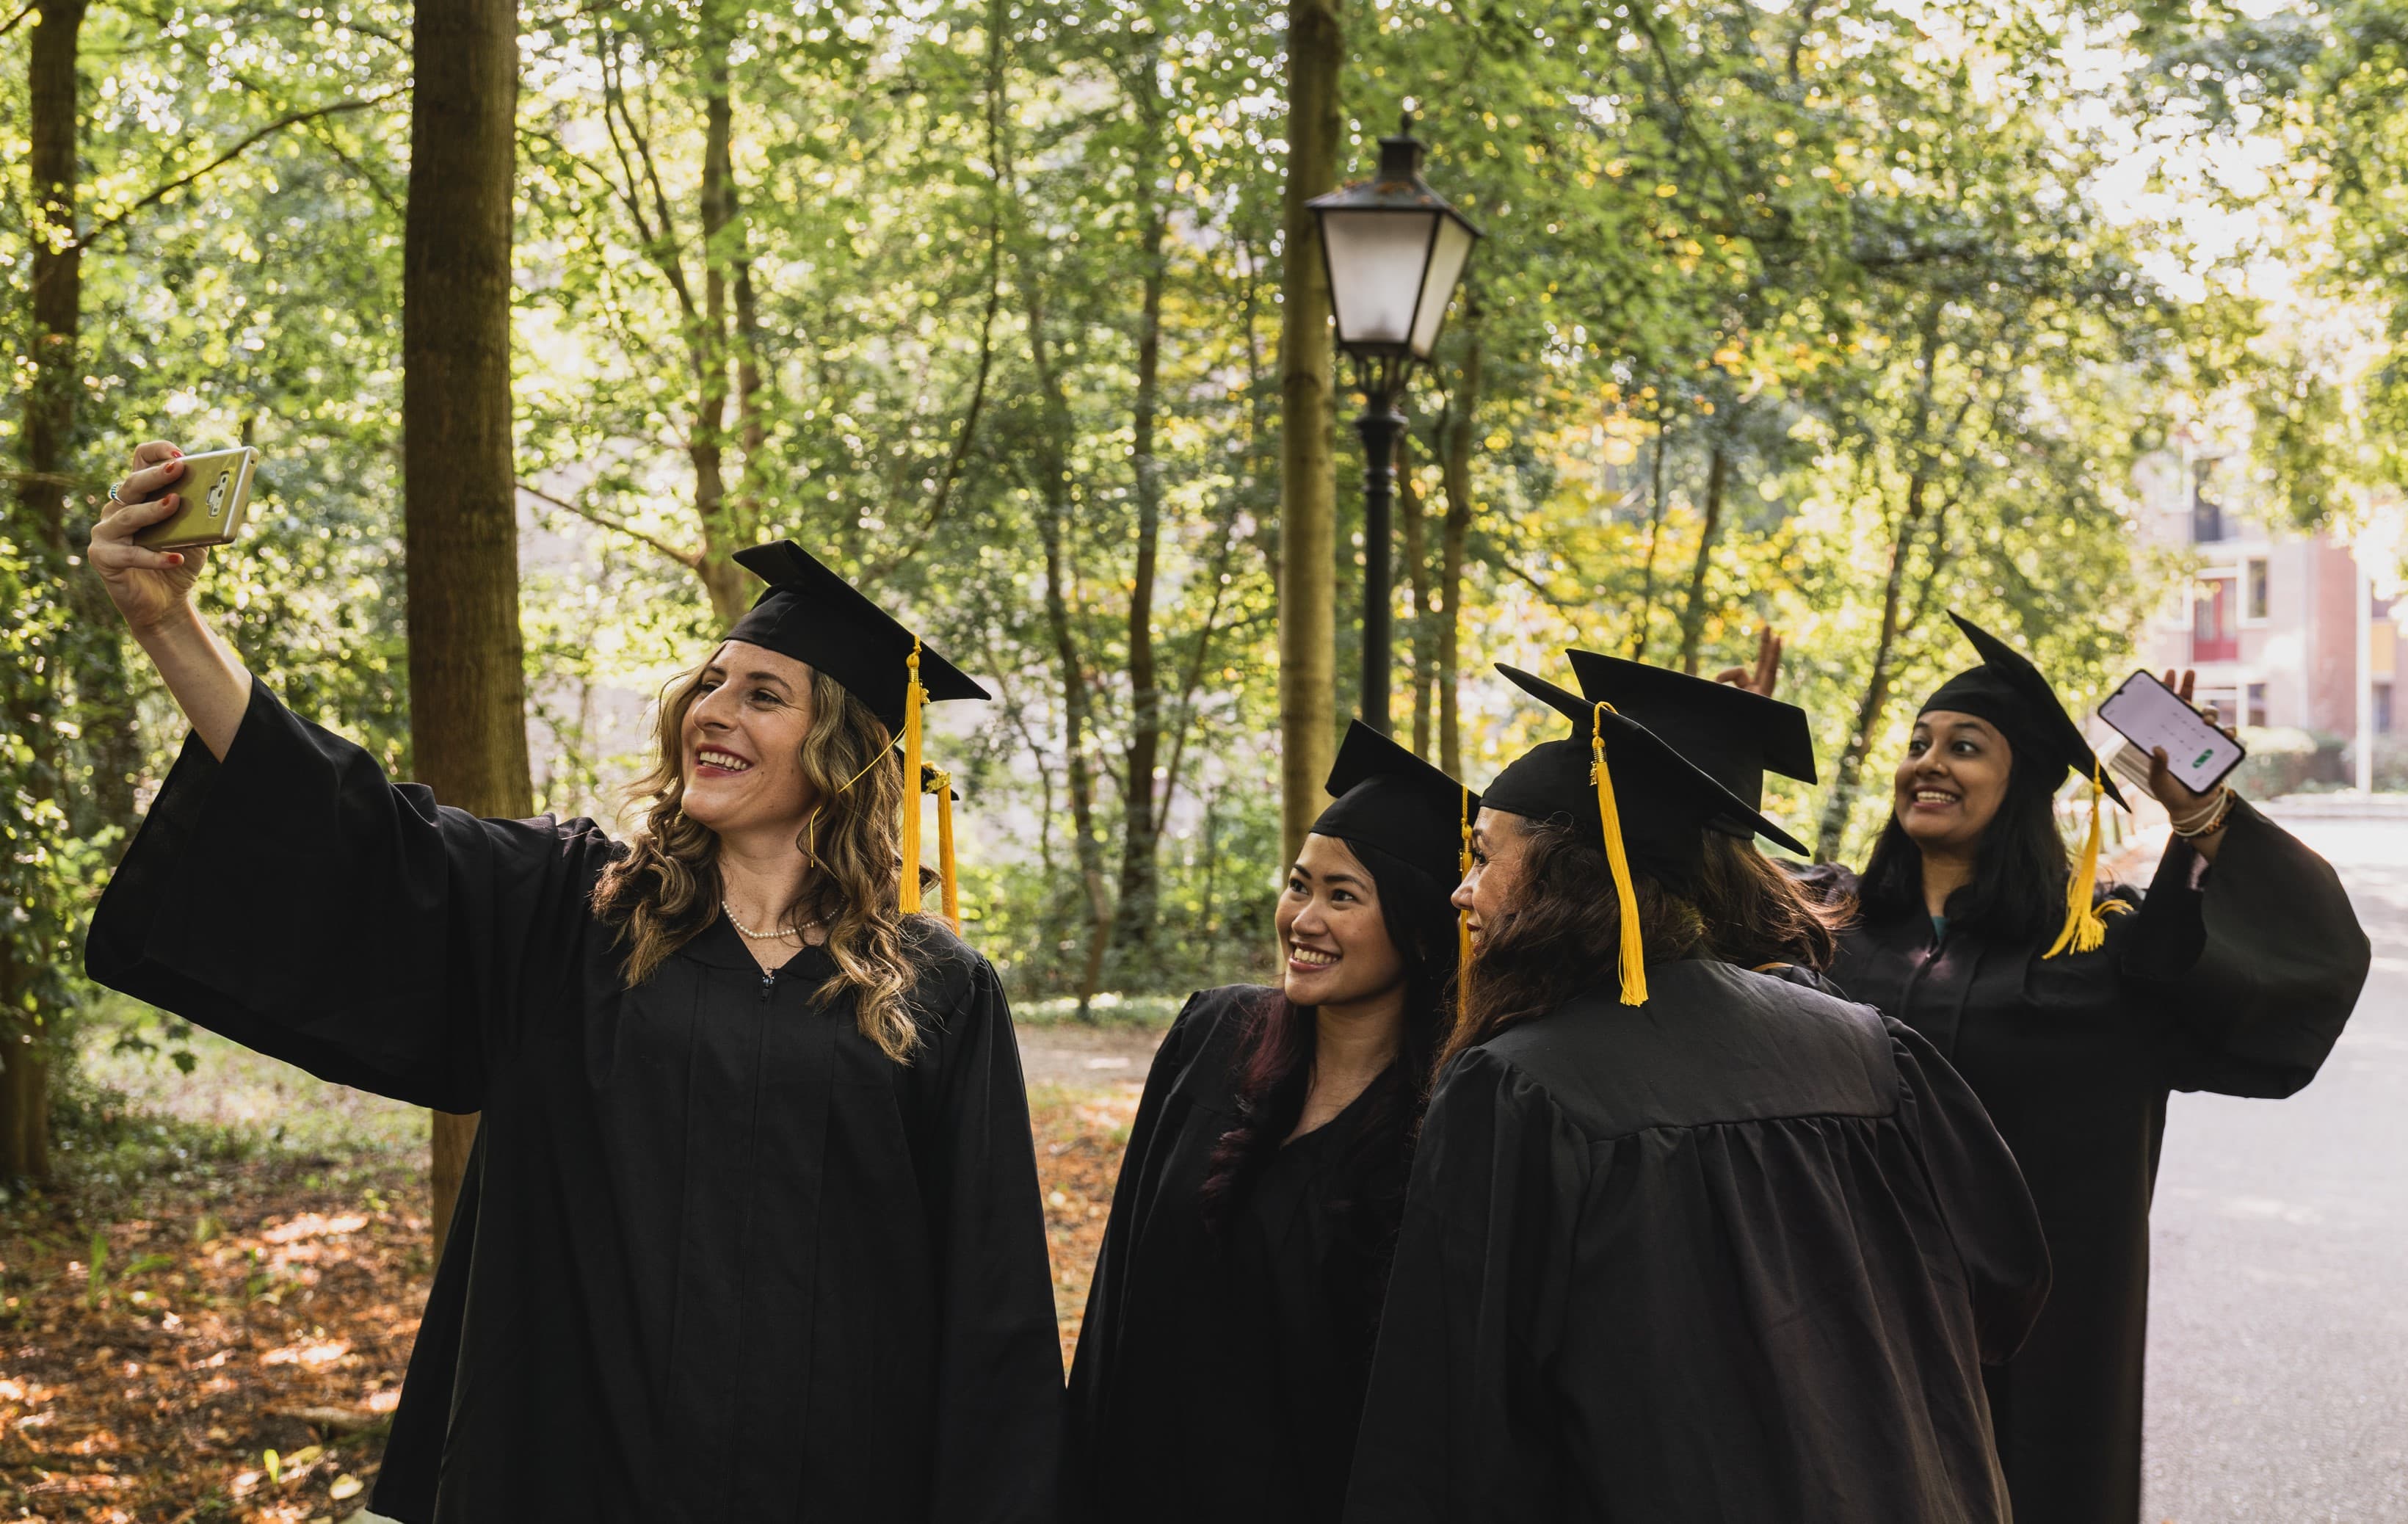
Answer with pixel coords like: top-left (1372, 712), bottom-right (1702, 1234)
top-left (6, 0), bottom-right (2275, 1020)
top-left (85, 1228), bottom-right (107, 1308)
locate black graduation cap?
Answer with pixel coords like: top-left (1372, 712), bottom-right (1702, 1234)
top-left (1564, 649), bottom-right (1818, 819)
top-left (1921, 612), bottom-right (2127, 808)
top-left (725, 540), bottom-right (989, 733)
top-left (1489, 664), bottom-right (1807, 1006)
top-left (1313, 720), bottom-right (1480, 887)
top-left (1492, 665), bottom-right (1811, 871)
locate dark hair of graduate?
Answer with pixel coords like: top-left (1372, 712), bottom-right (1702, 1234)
top-left (1854, 750), bottom-right (2078, 944)
top-left (1196, 837), bottom-right (1460, 1233)
top-left (1437, 814), bottom-right (1709, 1075)
top-left (591, 656), bottom-right (926, 1064)
top-left (1691, 833), bottom-right (1846, 973)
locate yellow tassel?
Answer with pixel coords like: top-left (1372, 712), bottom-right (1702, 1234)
top-left (899, 639), bottom-right (927, 915)
top-left (931, 766), bottom-right (960, 929)
top-left (2044, 758), bottom-right (2109, 958)
top-left (1457, 785), bottom-right (1474, 1022)
top-left (1590, 702), bottom-right (1648, 1006)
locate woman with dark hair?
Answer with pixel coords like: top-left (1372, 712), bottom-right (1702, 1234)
top-left (1065, 722), bottom-right (1471, 1524)
top-left (1561, 644), bottom-right (1842, 976)
top-left (81, 443), bottom-right (1060, 1523)
top-left (1342, 665), bottom-right (2050, 1524)
top-left (1787, 612), bottom-right (2371, 1524)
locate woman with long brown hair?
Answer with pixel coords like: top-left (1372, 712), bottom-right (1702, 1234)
top-left (1065, 722), bottom-right (1472, 1524)
top-left (1341, 664), bottom-right (2050, 1524)
top-left (83, 441), bottom-right (1059, 1524)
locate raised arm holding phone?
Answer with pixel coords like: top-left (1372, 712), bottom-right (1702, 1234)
top-left (1743, 616), bottom-right (2370, 1524)
top-left (88, 441), bottom-right (251, 757)
top-left (84, 443), bottom-right (1062, 1524)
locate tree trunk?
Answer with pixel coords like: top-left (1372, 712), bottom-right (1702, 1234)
top-left (405, 0), bottom-right (527, 1255)
top-left (1673, 435), bottom-right (1730, 675)
top-left (1109, 63), bottom-right (1169, 968)
top-left (1022, 277), bottom-right (1113, 1008)
top-left (1401, 421), bottom-right (1433, 761)
top-left (21, 0), bottom-right (87, 551)
top-left (1813, 476), bottom-right (1930, 860)
top-left (1276, 0), bottom-right (1343, 866)
top-left (0, 0), bottom-right (94, 1182)
top-left (1631, 416), bottom-right (1669, 659)
top-left (1814, 315), bottom-right (1951, 860)
top-left (1436, 307), bottom-right (1482, 780)
top-left (690, 24), bottom-right (748, 625)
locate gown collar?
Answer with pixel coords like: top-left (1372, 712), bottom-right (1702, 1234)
top-left (678, 911), bottom-right (838, 977)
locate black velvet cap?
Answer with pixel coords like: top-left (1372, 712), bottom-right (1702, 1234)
top-left (725, 540), bottom-right (989, 733)
top-left (1564, 649), bottom-right (1818, 816)
top-left (1312, 720), bottom-right (1479, 885)
top-left (1921, 612), bottom-right (2126, 808)
top-left (1488, 664), bottom-right (1812, 880)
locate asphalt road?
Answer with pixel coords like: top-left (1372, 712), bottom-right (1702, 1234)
top-left (2142, 813), bottom-right (2408, 1523)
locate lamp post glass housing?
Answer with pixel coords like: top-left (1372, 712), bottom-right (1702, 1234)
top-left (1308, 113), bottom-right (1479, 734)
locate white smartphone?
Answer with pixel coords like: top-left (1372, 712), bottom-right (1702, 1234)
top-left (131, 446), bottom-right (259, 551)
top-left (2096, 670), bottom-right (2246, 795)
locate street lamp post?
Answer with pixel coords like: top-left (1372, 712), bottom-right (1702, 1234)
top-left (1308, 111), bottom-right (1480, 734)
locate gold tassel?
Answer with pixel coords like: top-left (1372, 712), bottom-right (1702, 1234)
top-left (1589, 702), bottom-right (1647, 1006)
top-left (2045, 757), bottom-right (2109, 958)
top-left (899, 639), bottom-right (928, 915)
top-left (931, 766), bottom-right (960, 929)
top-left (1457, 785), bottom-right (1474, 1022)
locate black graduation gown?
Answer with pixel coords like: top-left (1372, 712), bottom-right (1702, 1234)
top-left (1065, 986), bottom-right (1407, 1524)
top-left (1341, 959), bottom-right (2050, 1524)
top-left (83, 678), bottom-right (1062, 1524)
top-left (1811, 800), bottom-right (2370, 1524)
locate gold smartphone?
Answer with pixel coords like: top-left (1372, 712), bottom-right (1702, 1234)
top-left (131, 446), bottom-right (260, 551)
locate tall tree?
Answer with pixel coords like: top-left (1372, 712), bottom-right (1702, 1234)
top-left (1434, 302), bottom-right (1482, 780)
top-left (405, 0), bottom-right (529, 1252)
top-left (1276, 0), bottom-right (1342, 865)
top-left (1109, 44), bottom-right (1172, 965)
top-left (0, 0), bottom-right (93, 1181)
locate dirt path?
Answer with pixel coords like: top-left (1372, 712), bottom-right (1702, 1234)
top-left (1013, 1023), bottom-right (1168, 1088)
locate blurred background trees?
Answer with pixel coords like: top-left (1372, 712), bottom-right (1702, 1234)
top-left (5, 0), bottom-right (2390, 1174)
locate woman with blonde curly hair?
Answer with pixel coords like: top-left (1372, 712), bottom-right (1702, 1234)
top-left (84, 441), bottom-right (1061, 1524)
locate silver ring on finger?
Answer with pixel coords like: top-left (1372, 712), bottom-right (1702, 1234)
top-left (107, 483), bottom-right (124, 505)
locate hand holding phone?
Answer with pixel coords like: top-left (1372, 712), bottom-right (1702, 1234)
top-left (2097, 668), bottom-right (2245, 800)
top-left (89, 441), bottom-right (216, 633)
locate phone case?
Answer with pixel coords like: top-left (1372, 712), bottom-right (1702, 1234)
top-left (132, 447), bottom-right (258, 551)
top-left (2096, 670), bottom-right (2246, 795)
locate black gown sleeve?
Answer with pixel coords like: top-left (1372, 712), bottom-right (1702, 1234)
top-left (918, 943), bottom-right (1067, 1524)
top-left (1341, 1048), bottom-right (1586, 1524)
top-left (1063, 990), bottom-right (1222, 1520)
top-left (1884, 1017), bottom-right (2053, 1363)
top-left (2119, 799), bottom-right (2371, 1098)
top-left (84, 677), bottom-right (614, 1113)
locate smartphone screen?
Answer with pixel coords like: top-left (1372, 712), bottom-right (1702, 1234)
top-left (2096, 670), bottom-right (2246, 794)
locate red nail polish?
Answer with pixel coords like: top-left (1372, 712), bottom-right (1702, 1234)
top-left (170, 554), bottom-right (185, 565)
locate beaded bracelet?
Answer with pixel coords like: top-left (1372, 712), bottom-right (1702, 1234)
top-left (2170, 787), bottom-right (2235, 839)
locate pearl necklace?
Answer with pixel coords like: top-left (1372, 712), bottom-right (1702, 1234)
top-left (722, 900), bottom-right (825, 941)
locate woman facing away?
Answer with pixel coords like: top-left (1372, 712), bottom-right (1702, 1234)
top-left (81, 442), bottom-right (1062, 1523)
top-left (1341, 664), bottom-right (2051, 1524)
top-left (1777, 612), bottom-right (2371, 1524)
top-left (1065, 722), bottom-right (1472, 1524)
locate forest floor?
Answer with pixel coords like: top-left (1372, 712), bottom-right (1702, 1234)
top-left (0, 1017), bottom-right (1163, 1523)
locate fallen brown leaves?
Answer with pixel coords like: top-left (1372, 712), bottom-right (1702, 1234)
top-left (1029, 1081), bottom-right (1144, 1367)
top-left (1, 1084), bottom-right (1142, 1521)
top-left (0, 1153), bottom-right (425, 1524)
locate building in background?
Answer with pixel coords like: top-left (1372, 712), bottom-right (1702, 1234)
top-left (2130, 441), bottom-right (2395, 785)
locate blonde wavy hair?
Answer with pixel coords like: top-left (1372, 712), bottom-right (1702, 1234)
top-left (590, 657), bottom-right (925, 1064)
